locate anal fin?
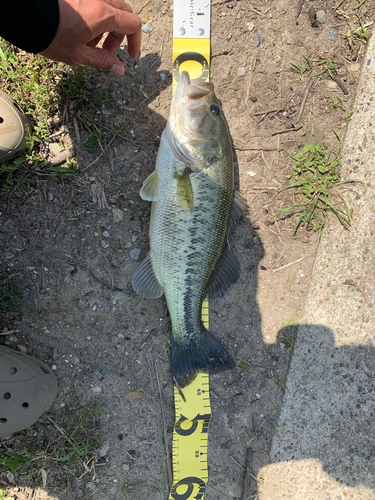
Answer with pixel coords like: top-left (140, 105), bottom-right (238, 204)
top-left (206, 244), bottom-right (240, 300)
top-left (132, 253), bottom-right (163, 298)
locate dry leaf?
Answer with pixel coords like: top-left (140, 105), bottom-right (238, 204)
top-left (128, 391), bottom-right (143, 399)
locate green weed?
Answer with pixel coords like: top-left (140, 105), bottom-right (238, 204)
top-left (0, 274), bottom-right (22, 311)
top-left (280, 324), bottom-right (298, 351)
top-left (123, 485), bottom-right (133, 498)
top-left (274, 143), bottom-right (365, 236)
top-left (0, 489), bottom-right (5, 500)
top-left (291, 52), bottom-right (313, 80)
top-left (354, 21), bottom-right (368, 39)
top-left (237, 354), bottom-right (257, 371)
top-left (0, 452), bottom-right (31, 474)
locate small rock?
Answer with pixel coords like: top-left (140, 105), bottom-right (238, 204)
top-left (48, 192), bottom-right (54, 201)
top-left (49, 142), bottom-right (64, 157)
top-left (102, 230), bottom-right (110, 238)
top-left (122, 464), bottom-right (130, 471)
top-left (256, 393), bottom-right (261, 399)
top-left (140, 9), bottom-right (149, 23)
top-left (160, 72), bottom-right (167, 81)
top-left (99, 440), bottom-right (110, 457)
top-left (17, 345), bottom-right (27, 354)
top-left (63, 209), bottom-right (73, 218)
top-left (255, 33), bottom-right (261, 47)
top-left (280, 342), bottom-right (285, 350)
top-left (125, 242), bottom-right (132, 248)
top-left (330, 28), bottom-right (338, 40)
top-left (267, 378), bottom-right (275, 388)
top-left (99, 240), bottom-right (106, 247)
top-left (111, 257), bottom-right (121, 268)
top-left (248, 22), bottom-right (254, 32)
top-left (77, 489), bottom-right (85, 498)
top-left (129, 248), bottom-right (141, 260)
top-left (4, 249), bottom-right (15, 259)
top-left (316, 10), bottom-right (326, 24)
top-left (250, 95), bottom-right (258, 102)
top-left (247, 171), bottom-right (256, 177)
top-left (6, 471), bottom-right (15, 484)
top-left (91, 386), bottom-right (102, 393)
top-left (86, 482), bottom-right (96, 491)
top-left (131, 235), bottom-right (138, 243)
top-left (267, 414), bottom-right (275, 421)
top-left (100, 368), bottom-right (110, 377)
top-left (112, 207), bottom-right (123, 222)
top-left (7, 334), bottom-right (18, 343)
top-left (141, 24), bottom-right (153, 33)
top-left (107, 475), bottom-right (116, 481)
top-left (237, 66), bottom-right (246, 77)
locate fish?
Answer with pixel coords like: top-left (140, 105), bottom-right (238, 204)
top-left (132, 71), bottom-right (247, 388)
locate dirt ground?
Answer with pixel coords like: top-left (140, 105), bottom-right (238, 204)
top-left (1, 0), bottom-right (374, 498)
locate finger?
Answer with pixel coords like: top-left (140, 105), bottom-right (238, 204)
top-left (87, 34), bottom-right (104, 48)
top-left (126, 30), bottom-right (142, 59)
top-left (106, 0), bottom-right (133, 13)
top-left (102, 31), bottom-right (125, 53)
top-left (82, 46), bottom-right (125, 75)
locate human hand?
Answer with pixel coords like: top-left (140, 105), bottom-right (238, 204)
top-left (41, 0), bottom-right (141, 75)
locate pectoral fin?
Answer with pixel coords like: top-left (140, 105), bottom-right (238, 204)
top-left (206, 244), bottom-right (241, 299)
top-left (140, 171), bottom-right (159, 201)
top-left (132, 253), bottom-right (163, 298)
top-left (177, 169), bottom-right (194, 212)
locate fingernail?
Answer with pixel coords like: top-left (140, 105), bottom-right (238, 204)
top-left (109, 64), bottom-right (123, 76)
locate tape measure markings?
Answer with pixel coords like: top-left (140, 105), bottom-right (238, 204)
top-left (169, 1), bottom-right (212, 498)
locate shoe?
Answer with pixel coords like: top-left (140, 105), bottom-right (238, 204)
top-left (0, 90), bottom-right (30, 163)
top-left (0, 346), bottom-right (58, 437)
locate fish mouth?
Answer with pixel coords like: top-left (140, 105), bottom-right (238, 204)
top-left (178, 71), bottom-right (214, 100)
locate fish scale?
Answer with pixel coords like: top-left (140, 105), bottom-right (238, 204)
top-left (150, 149), bottom-right (232, 342)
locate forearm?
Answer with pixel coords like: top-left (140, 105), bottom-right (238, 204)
top-left (0, 0), bottom-right (59, 53)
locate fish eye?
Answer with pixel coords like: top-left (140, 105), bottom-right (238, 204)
top-left (210, 105), bottom-right (220, 115)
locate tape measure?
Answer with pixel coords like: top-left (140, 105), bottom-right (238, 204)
top-left (169, 2), bottom-right (212, 499)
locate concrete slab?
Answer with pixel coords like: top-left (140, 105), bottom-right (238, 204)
top-left (258, 34), bottom-right (375, 499)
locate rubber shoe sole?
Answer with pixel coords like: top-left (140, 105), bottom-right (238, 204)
top-left (0, 90), bottom-right (30, 163)
top-left (0, 346), bottom-right (58, 437)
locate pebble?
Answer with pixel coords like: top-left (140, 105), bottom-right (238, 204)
top-left (111, 257), bottom-right (121, 268)
top-left (100, 368), bottom-right (110, 377)
top-left (49, 142), bottom-right (64, 156)
top-left (7, 334), bottom-right (18, 342)
top-left (160, 72), bottom-right (167, 81)
top-left (247, 171), bottom-right (256, 177)
top-left (141, 24), bottom-right (153, 33)
top-left (267, 378), bottom-right (275, 388)
top-left (129, 248), bottom-right (141, 260)
top-left (91, 386), bottom-right (102, 393)
top-left (330, 28), bottom-right (338, 40)
top-left (131, 235), bottom-right (138, 243)
top-left (112, 207), bottom-right (123, 222)
top-left (255, 33), bottom-right (261, 47)
top-left (316, 10), bottom-right (326, 24)
top-left (86, 482), bottom-right (96, 491)
top-left (99, 240), bottom-right (106, 247)
top-left (99, 440), bottom-right (110, 457)
top-left (4, 249), bottom-right (16, 259)
top-left (237, 66), bottom-right (246, 77)
top-left (280, 342), bottom-right (285, 350)
top-left (76, 489), bottom-right (85, 498)
top-left (17, 345), bottom-right (27, 354)
top-left (256, 393), bottom-right (261, 399)
top-left (248, 22), bottom-right (254, 32)
top-left (102, 230), bottom-right (110, 238)
top-left (122, 464), bottom-right (130, 471)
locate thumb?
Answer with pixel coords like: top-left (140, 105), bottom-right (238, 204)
top-left (82, 46), bottom-right (124, 75)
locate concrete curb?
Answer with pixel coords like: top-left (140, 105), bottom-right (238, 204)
top-left (258, 33), bottom-right (375, 499)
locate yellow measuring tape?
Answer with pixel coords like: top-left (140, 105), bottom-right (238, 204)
top-left (169, 3), bottom-right (212, 498)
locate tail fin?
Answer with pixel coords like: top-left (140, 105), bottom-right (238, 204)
top-left (171, 330), bottom-right (236, 388)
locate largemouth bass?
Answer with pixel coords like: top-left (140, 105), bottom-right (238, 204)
top-left (132, 71), bottom-right (246, 388)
